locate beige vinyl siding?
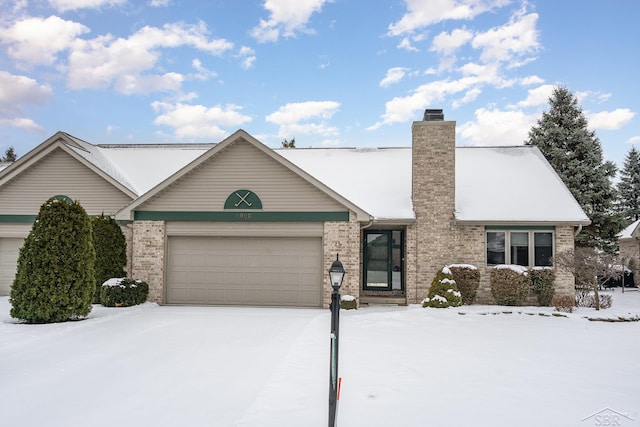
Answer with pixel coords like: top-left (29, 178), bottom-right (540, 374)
top-left (166, 221), bottom-right (323, 237)
top-left (0, 148), bottom-right (132, 215)
top-left (140, 139), bottom-right (344, 212)
top-left (0, 237), bottom-right (23, 296)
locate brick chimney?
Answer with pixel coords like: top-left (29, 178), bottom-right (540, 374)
top-left (411, 109), bottom-right (456, 296)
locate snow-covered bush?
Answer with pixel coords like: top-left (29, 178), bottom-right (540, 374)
top-left (490, 265), bottom-right (530, 306)
top-left (447, 264), bottom-right (480, 305)
top-left (422, 267), bottom-right (462, 308)
top-left (100, 278), bottom-right (149, 307)
top-left (91, 214), bottom-right (127, 303)
top-left (340, 294), bottom-right (357, 310)
top-left (529, 268), bottom-right (555, 306)
top-left (10, 197), bottom-right (95, 323)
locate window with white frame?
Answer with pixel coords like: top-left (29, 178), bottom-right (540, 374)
top-left (486, 229), bottom-right (554, 267)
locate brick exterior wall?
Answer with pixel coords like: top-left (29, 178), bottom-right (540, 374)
top-left (411, 120), bottom-right (456, 303)
top-left (323, 212), bottom-right (361, 308)
top-left (619, 238), bottom-right (640, 280)
top-left (131, 220), bottom-right (165, 304)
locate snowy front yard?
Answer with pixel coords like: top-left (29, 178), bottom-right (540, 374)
top-left (1, 292), bottom-right (640, 427)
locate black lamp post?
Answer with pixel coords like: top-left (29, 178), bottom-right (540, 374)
top-left (328, 254), bottom-right (346, 427)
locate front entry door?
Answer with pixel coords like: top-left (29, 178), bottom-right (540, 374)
top-left (364, 230), bottom-right (403, 291)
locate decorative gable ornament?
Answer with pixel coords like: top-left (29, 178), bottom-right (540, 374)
top-left (224, 190), bottom-right (263, 210)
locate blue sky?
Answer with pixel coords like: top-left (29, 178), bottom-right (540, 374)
top-left (0, 0), bottom-right (638, 170)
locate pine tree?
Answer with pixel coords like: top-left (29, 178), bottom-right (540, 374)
top-left (10, 197), bottom-right (95, 323)
top-left (281, 137), bottom-right (295, 148)
top-left (91, 214), bottom-right (127, 303)
top-left (2, 146), bottom-right (17, 162)
top-left (525, 86), bottom-right (622, 252)
top-left (617, 146), bottom-right (640, 222)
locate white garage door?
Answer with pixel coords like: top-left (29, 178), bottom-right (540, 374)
top-left (166, 236), bottom-right (322, 307)
top-left (0, 238), bottom-right (23, 296)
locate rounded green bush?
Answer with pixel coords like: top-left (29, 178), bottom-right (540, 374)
top-left (422, 268), bottom-right (462, 308)
top-left (100, 278), bottom-right (149, 307)
top-left (10, 197), bottom-right (95, 323)
top-left (530, 268), bottom-right (556, 306)
top-left (447, 264), bottom-right (480, 305)
top-left (91, 214), bottom-right (127, 303)
top-left (490, 265), bottom-right (530, 306)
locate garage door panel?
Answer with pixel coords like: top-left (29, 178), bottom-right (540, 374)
top-left (167, 236), bottom-right (322, 307)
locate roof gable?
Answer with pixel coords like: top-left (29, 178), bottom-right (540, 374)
top-left (116, 130), bottom-right (370, 221)
top-left (619, 219), bottom-right (640, 240)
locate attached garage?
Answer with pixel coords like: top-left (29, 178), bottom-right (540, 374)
top-left (0, 237), bottom-right (23, 296)
top-left (166, 236), bottom-right (323, 306)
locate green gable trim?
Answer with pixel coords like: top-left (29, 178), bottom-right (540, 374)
top-left (134, 211), bottom-right (350, 222)
top-left (485, 225), bottom-right (555, 231)
top-left (0, 215), bottom-right (37, 223)
top-left (223, 190), bottom-right (263, 210)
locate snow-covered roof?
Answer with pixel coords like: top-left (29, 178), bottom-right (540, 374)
top-left (23, 131), bottom-right (588, 225)
top-left (455, 146), bottom-right (590, 224)
top-left (619, 219), bottom-right (640, 240)
top-left (278, 147), bottom-right (413, 220)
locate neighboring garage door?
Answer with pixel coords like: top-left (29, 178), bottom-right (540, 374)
top-left (167, 236), bottom-right (322, 307)
top-left (0, 238), bottom-right (23, 296)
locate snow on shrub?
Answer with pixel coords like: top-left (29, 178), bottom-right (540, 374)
top-left (422, 267), bottom-right (462, 308)
top-left (490, 265), bottom-right (530, 306)
top-left (447, 264), bottom-right (480, 305)
top-left (340, 294), bottom-right (357, 310)
top-left (100, 278), bottom-right (149, 307)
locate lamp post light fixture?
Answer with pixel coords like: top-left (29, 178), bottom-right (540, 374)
top-left (328, 254), bottom-right (346, 427)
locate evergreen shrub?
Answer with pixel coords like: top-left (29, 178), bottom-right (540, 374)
top-left (447, 264), bottom-right (480, 305)
top-left (10, 197), bottom-right (95, 323)
top-left (490, 265), bottom-right (530, 306)
top-left (422, 267), bottom-right (462, 308)
top-left (91, 214), bottom-right (127, 303)
top-left (340, 295), bottom-right (357, 310)
top-left (100, 278), bottom-right (149, 307)
top-left (529, 268), bottom-right (556, 306)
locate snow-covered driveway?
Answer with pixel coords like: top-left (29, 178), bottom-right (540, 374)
top-left (1, 293), bottom-right (640, 427)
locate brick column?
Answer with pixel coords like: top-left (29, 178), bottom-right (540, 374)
top-left (323, 212), bottom-right (360, 308)
top-left (554, 226), bottom-right (577, 298)
top-left (131, 220), bottom-right (165, 304)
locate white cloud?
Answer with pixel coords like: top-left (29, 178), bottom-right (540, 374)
top-left (627, 136), bottom-right (640, 144)
top-left (380, 67), bottom-right (409, 87)
top-left (516, 84), bottom-right (554, 107)
top-left (0, 71), bottom-right (53, 115)
top-left (388, 0), bottom-right (509, 36)
top-left (67, 21), bottom-right (233, 94)
top-left (471, 8), bottom-right (540, 66)
top-left (0, 16), bottom-right (89, 67)
top-left (431, 28), bottom-right (473, 55)
top-left (48, 0), bottom-right (125, 12)
top-left (397, 37), bottom-right (419, 52)
top-left (236, 46), bottom-right (256, 70)
top-left (0, 117), bottom-right (45, 133)
top-left (266, 101), bottom-right (340, 137)
top-left (520, 75), bottom-right (544, 86)
top-left (149, 0), bottom-right (170, 6)
top-left (251, 0), bottom-right (332, 43)
top-left (587, 109), bottom-right (635, 130)
top-left (151, 101), bottom-right (252, 139)
top-left (458, 108), bottom-right (537, 146)
top-left (192, 58), bottom-right (218, 80)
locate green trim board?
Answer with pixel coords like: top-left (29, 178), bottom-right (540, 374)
top-left (0, 215), bottom-right (37, 223)
top-left (485, 225), bottom-right (555, 231)
top-left (134, 211), bottom-right (350, 222)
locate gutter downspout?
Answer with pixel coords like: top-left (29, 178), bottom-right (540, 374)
top-left (574, 224), bottom-right (583, 238)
